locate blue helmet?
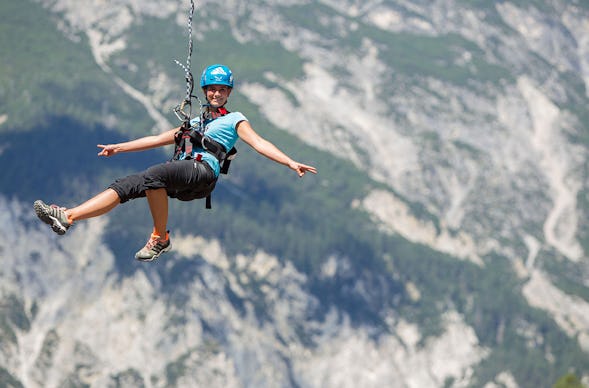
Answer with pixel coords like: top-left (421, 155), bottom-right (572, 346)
top-left (200, 64), bottom-right (234, 88)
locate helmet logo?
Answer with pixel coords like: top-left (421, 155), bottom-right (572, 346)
top-left (210, 67), bottom-right (227, 76)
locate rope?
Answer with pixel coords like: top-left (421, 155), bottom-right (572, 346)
top-left (173, 0), bottom-right (202, 125)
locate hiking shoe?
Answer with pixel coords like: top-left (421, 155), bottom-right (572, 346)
top-left (135, 232), bottom-right (171, 262)
top-left (33, 200), bottom-right (72, 235)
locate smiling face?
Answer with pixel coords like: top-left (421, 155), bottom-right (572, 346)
top-left (204, 84), bottom-right (232, 108)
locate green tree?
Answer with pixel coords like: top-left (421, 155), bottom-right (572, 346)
top-left (554, 373), bottom-right (586, 388)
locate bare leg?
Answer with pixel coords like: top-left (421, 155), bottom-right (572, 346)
top-left (65, 188), bottom-right (121, 223)
top-left (146, 188), bottom-right (168, 238)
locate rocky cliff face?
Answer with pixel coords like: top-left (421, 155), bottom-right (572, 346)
top-left (0, 198), bottom-right (488, 387)
top-left (2, 0), bottom-right (589, 387)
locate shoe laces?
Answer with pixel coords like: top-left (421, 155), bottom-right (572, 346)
top-left (49, 204), bottom-right (71, 225)
top-left (50, 204), bottom-right (66, 213)
top-left (146, 233), bottom-right (167, 250)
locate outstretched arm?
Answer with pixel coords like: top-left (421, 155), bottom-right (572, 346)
top-left (97, 127), bottom-right (179, 157)
top-left (237, 120), bottom-right (317, 177)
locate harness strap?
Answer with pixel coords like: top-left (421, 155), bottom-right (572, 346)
top-left (220, 147), bottom-right (237, 174)
top-left (183, 132), bottom-right (193, 155)
top-left (173, 121), bottom-right (236, 166)
top-left (199, 134), bottom-right (227, 161)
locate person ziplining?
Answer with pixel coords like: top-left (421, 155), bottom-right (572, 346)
top-left (34, 64), bottom-right (317, 261)
top-left (33, 2), bottom-right (317, 262)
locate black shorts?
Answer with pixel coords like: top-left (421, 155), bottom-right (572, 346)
top-left (108, 159), bottom-right (217, 203)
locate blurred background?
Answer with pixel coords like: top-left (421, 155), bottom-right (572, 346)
top-left (1, 0), bottom-right (588, 387)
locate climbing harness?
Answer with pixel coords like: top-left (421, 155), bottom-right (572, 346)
top-left (172, 105), bottom-right (237, 173)
top-left (171, 107), bottom-right (237, 209)
top-left (171, 1), bottom-right (237, 209)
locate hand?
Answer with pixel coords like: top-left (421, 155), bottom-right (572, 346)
top-left (290, 161), bottom-right (318, 177)
top-left (97, 144), bottom-right (118, 157)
